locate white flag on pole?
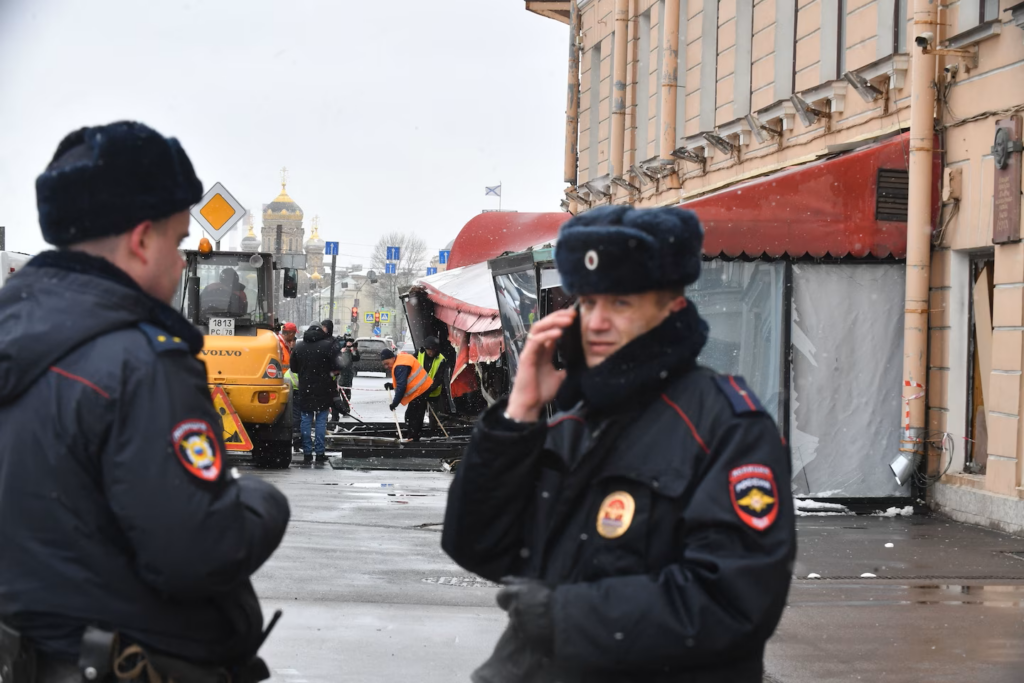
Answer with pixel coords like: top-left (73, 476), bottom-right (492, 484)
top-left (485, 185), bottom-right (502, 197)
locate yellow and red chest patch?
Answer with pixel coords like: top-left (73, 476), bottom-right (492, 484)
top-left (172, 420), bottom-right (223, 482)
top-left (596, 491), bottom-right (636, 539)
top-left (729, 464), bottom-right (778, 531)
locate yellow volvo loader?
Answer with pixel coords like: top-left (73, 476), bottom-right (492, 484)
top-left (174, 244), bottom-right (304, 468)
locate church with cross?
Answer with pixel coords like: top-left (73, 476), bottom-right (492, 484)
top-left (237, 168), bottom-right (332, 325)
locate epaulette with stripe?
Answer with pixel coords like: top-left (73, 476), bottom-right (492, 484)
top-left (713, 375), bottom-right (765, 414)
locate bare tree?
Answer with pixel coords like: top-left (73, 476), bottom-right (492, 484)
top-left (369, 231), bottom-right (429, 311)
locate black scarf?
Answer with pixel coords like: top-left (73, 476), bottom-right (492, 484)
top-left (555, 300), bottom-right (708, 414)
top-left (27, 250), bottom-right (204, 354)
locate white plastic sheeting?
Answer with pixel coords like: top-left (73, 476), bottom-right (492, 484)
top-left (692, 261), bottom-right (786, 425)
top-left (789, 263), bottom-right (907, 498)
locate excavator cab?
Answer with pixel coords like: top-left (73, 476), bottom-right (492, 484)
top-left (174, 249), bottom-right (302, 468)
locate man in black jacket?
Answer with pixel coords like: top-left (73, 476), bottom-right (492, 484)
top-left (290, 324), bottom-right (340, 462)
top-left (442, 206), bottom-right (795, 683)
top-left (0, 122), bottom-right (290, 682)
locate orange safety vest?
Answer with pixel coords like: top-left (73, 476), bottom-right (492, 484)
top-left (392, 353), bottom-right (433, 405)
top-left (276, 334), bottom-right (292, 368)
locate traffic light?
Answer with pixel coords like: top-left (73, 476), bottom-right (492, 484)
top-left (350, 307), bottom-right (358, 323)
top-left (374, 310), bottom-right (381, 323)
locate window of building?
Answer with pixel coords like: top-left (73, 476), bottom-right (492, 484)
top-left (981, 0), bottom-right (999, 22)
top-left (699, 0), bottom-right (719, 132)
top-left (966, 254), bottom-right (995, 474)
top-left (588, 42), bottom-right (603, 179)
top-left (636, 10), bottom-right (652, 161)
top-left (837, 0), bottom-right (847, 75)
top-left (896, 0), bottom-right (908, 53)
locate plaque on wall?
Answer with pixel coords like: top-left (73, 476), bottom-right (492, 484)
top-left (992, 116), bottom-right (1023, 244)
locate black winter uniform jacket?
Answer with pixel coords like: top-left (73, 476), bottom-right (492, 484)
top-left (0, 252), bottom-right (290, 665)
top-left (442, 305), bottom-right (795, 682)
top-left (290, 326), bottom-right (340, 412)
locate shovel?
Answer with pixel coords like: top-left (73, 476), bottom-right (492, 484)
top-left (386, 389), bottom-right (404, 443)
top-left (429, 404), bottom-right (449, 439)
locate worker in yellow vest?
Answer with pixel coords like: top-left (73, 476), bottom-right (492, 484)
top-left (417, 336), bottom-right (447, 429)
top-left (381, 349), bottom-right (433, 441)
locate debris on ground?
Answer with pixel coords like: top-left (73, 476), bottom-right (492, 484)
top-left (794, 499), bottom-right (851, 516)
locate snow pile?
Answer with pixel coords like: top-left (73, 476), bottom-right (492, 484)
top-left (873, 505), bottom-right (914, 517)
top-left (794, 498), bottom-right (851, 516)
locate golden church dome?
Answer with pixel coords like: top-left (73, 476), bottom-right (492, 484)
top-left (304, 216), bottom-right (325, 255)
top-left (262, 168), bottom-right (304, 221)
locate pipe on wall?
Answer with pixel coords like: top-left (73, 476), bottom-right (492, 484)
top-left (659, 0), bottom-right (680, 161)
top-left (564, 0), bottom-right (581, 185)
top-left (901, 0), bottom-right (938, 456)
top-left (609, 0), bottom-right (629, 178)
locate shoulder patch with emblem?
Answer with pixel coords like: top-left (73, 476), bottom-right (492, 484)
top-left (171, 420), bottom-right (223, 482)
top-left (139, 323), bottom-right (190, 354)
top-left (713, 375), bottom-right (764, 414)
top-left (729, 464), bottom-right (778, 531)
top-left (596, 491), bottom-right (636, 539)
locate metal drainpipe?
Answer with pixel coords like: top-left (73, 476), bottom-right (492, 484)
top-left (658, 0), bottom-right (680, 162)
top-left (564, 0), bottom-right (581, 187)
top-left (901, 0), bottom-right (938, 456)
top-left (609, 0), bottom-right (629, 179)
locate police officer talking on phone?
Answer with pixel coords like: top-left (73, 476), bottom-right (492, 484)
top-left (0, 122), bottom-right (290, 682)
top-left (442, 206), bottom-right (795, 683)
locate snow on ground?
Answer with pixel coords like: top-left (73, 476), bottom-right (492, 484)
top-left (872, 505), bottom-right (914, 517)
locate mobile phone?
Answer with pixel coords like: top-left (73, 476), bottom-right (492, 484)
top-left (554, 302), bottom-right (583, 370)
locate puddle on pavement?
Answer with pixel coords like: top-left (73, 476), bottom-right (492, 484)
top-left (794, 584), bottom-right (1024, 607)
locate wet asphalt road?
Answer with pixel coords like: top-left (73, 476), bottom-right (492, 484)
top-left (239, 377), bottom-right (1024, 682)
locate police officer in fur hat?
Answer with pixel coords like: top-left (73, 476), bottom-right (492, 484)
top-left (0, 122), bottom-right (289, 682)
top-left (442, 205), bottom-right (795, 683)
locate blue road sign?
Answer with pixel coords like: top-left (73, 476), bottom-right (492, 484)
top-left (439, 250), bottom-right (450, 265)
top-left (325, 241), bottom-right (339, 256)
top-left (385, 263), bottom-right (397, 275)
top-left (426, 267), bottom-right (437, 276)
top-left (365, 313), bottom-right (375, 323)
top-left (372, 326), bottom-right (382, 336)
top-left (386, 246), bottom-right (401, 261)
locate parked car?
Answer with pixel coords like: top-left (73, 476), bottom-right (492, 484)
top-left (353, 337), bottom-right (389, 374)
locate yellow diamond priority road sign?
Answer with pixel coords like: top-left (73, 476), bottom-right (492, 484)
top-left (191, 182), bottom-right (246, 242)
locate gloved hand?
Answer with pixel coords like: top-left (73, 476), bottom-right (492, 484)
top-left (389, 403), bottom-right (399, 412)
top-left (496, 577), bottom-right (554, 653)
top-left (384, 382), bottom-right (394, 391)
top-left (470, 623), bottom-right (544, 683)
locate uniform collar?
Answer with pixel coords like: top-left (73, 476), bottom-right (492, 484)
top-left (555, 300), bottom-right (708, 415)
top-left (27, 250), bottom-right (204, 354)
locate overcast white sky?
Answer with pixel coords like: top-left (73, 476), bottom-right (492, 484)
top-left (0, 0), bottom-right (568, 267)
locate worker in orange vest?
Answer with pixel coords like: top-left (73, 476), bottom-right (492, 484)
top-left (381, 349), bottom-right (433, 442)
top-left (277, 321), bottom-right (297, 368)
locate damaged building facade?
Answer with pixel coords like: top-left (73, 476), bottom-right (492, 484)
top-left (523, 0), bottom-right (1024, 528)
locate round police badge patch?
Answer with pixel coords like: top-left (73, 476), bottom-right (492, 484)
top-left (729, 464), bottom-right (778, 531)
top-left (584, 250), bottom-right (599, 271)
top-left (172, 420), bottom-right (223, 482)
top-left (596, 491), bottom-right (636, 539)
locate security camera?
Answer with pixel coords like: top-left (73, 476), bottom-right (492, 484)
top-left (915, 32), bottom-right (934, 49)
top-left (944, 63), bottom-right (959, 78)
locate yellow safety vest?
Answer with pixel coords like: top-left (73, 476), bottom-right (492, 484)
top-left (417, 351), bottom-right (446, 398)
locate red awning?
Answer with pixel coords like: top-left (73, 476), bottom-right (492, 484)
top-left (447, 212), bottom-right (570, 270)
top-left (444, 133), bottom-right (932, 268)
top-left (685, 132), bottom-right (931, 259)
